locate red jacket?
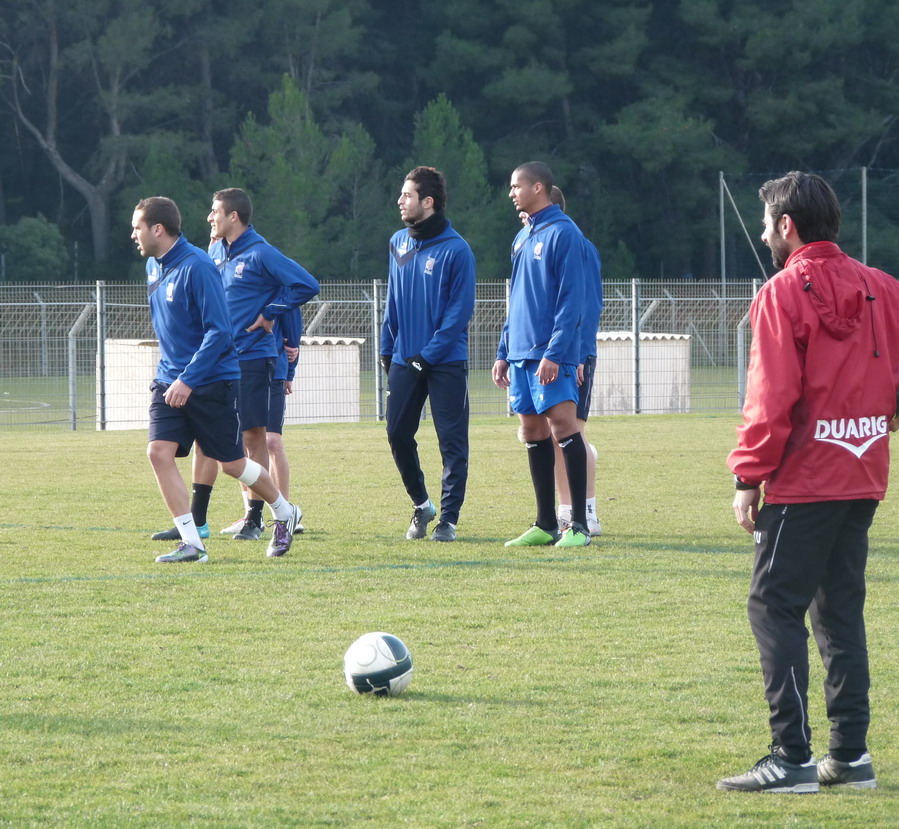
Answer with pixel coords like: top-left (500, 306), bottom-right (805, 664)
top-left (729, 241), bottom-right (899, 502)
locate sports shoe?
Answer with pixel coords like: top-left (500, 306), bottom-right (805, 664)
top-left (716, 749), bottom-right (819, 793)
top-left (151, 523), bottom-right (210, 541)
top-left (155, 542), bottom-right (208, 564)
top-left (586, 514), bottom-right (603, 537)
top-left (220, 517), bottom-right (246, 535)
top-left (431, 521), bottom-right (456, 542)
top-left (405, 500), bottom-right (437, 540)
top-left (505, 525), bottom-right (561, 547)
top-left (555, 522), bottom-right (592, 547)
top-left (267, 503), bottom-right (302, 557)
top-left (233, 519), bottom-right (263, 541)
top-left (817, 753), bottom-right (876, 789)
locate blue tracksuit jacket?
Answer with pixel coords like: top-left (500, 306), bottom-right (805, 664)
top-left (381, 219), bottom-right (476, 366)
top-left (146, 234), bottom-right (240, 387)
top-left (497, 204), bottom-right (587, 365)
top-left (210, 227), bottom-right (319, 360)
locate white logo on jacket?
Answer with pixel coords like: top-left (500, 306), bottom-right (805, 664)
top-left (424, 256), bottom-right (436, 275)
top-left (814, 416), bottom-right (888, 459)
top-left (533, 242), bottom-right (544, 260)
top-left (166, 282), bottom-right (175, 302)
top-left (234, 262), bottom-right (246, 277)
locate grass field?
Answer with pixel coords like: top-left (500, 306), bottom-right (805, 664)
top-left (2, 415), bottom-right (899, 827)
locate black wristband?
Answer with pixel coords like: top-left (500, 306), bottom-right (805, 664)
top-left (734, 474), bottom-right (760, 491)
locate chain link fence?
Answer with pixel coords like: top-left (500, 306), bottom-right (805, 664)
top-left (0, 280), bottom-right (758, 429)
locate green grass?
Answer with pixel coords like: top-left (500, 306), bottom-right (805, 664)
top-left (2, 416), bottom-right (899, 827)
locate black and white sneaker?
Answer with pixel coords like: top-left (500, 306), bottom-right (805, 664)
top-left (233, 518), bottom-right (263, 541)
top-left (817, 753), bottom-right (876, 789)
top-left (431, 521), bottom-right (456, 542)
top-left (717, 749), bottom-right (818, 793)
top-left (405, 500), bottom-right (437, 540)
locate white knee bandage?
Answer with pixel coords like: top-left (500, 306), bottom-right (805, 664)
top-left (237, 458), bottom-right (263, 487)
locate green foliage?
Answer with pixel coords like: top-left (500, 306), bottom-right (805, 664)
top-left (230, 75), bottom-right (388, 278)
top-left (3, 416), bottom-right (899, 826)
top-left (6, 0), bottom-right (899, 281)
top-left (401, 94), bottom-right (509, 278)
top-left (0, 216), bottom-right (70, 282)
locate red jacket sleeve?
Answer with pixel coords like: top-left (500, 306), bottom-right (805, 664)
top-left (727, 283), bottom-right (805, 483)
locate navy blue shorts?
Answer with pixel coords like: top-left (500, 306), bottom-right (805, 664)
top-left (576, 355), bottom-right (596, 421)
top-left (148, 379), bottom-right (244, 462)
top-left (238, 357), bottom-right (274, 431)
top-left (267, 378), bottom-right (286, 434)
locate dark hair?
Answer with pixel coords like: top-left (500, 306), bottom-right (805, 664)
top-left (758, 171), bottom-right (840, 243)
top-left (514, 161), bottom-right (554, 192)
top-left (213, 187), bottom-right (253, 225)
top-left (405, 166), bottom-right (447, 213)
top-left (550, 185), bottom-right (566, 212)
top-left (135, 196), bottom-right (181, 236)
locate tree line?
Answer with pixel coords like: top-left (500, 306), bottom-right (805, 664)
top-left (2, 0), bottom-right (899, 283)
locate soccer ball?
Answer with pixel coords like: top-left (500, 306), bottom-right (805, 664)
top-left (344, 632), bottom-right (414, 697)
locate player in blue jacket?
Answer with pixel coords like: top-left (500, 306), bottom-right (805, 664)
top-left (380, 166), bottom-right (476, 542)
top-left (133, 196), bottom-right (301, 562)
top-left (207, 188), bottom-right (319, 540)
top-left (549, 188), bottom-right (604, 536)
top-left (493, 162), bottom-right (592, 547)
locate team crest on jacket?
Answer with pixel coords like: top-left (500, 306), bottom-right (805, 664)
top-left (424, 256), bottom-right (436, 275)
top-left (533, 242), bottom-right (544, 260)
top-left (814, 416), bottom-right (888, 459)
top-left (234, 261), bottom-right (246, 277)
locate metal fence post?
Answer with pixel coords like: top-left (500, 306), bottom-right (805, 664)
top-left (96, 280), bottom-right (107, 430)
top-left (632, 277), bottom-right (641, 414)
top-left (68, 303), bottom-right (93, 430)
top-left (373, 279), bottom-right (384, 420)
top-left (33, 291), bottom-right (48, 376)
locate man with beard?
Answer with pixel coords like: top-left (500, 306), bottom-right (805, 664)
top-left (718, 172), bottom-right (899, 793)
top-left (380, 166), bottom-right (476, 542)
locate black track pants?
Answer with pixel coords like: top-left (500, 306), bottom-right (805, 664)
top-left (748, 499), bottom-right (877, 755)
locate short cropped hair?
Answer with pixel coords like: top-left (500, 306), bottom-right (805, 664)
top-left (405, 166), bottom-right (446, 213)
top-left (213, 187), bottom-right (253, 225)
top-left (514, 161), bottom-right (554, 193)
top-left (135, 197), bottom-right (181, 236)
top-left (758, 171), bottom-right (840, 243)
top-left (550, 185), bottom-right (566, 212)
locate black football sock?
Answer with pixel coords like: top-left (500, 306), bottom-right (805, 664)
top-left (559, 432), bottom-right (588, 528)
top-left (526, 436), bottom-right (557, 531)
top-left (190, 483), bottom-right (213, 527)
top-left (247, 499), bottom-right (265, 528)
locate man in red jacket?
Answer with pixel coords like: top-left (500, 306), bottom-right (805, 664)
top-left (718, 172), bottom-right (899, 794)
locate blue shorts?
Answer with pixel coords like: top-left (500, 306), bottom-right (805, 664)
top-left (508, 360), bottom-right (579, 415)
top-left (148, 379), bottom-right (244, 462)
top-left (267, 378), bottom-right (286, 434)
top-left (576, 355), bottom-right (596, 421)
top-left (238, 357), bottom-right (274, 431)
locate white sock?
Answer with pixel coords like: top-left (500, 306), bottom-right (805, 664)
top-left (416, 498), bottom-right (431, 510)
top-left (268, 494), bottom-right (293, 521)
top-left (586, 498), bottom-right (597, 516)
top-left (175, 512), bottom-right (204, 550)
top-left (558, 503), bottom-right (572, 518)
